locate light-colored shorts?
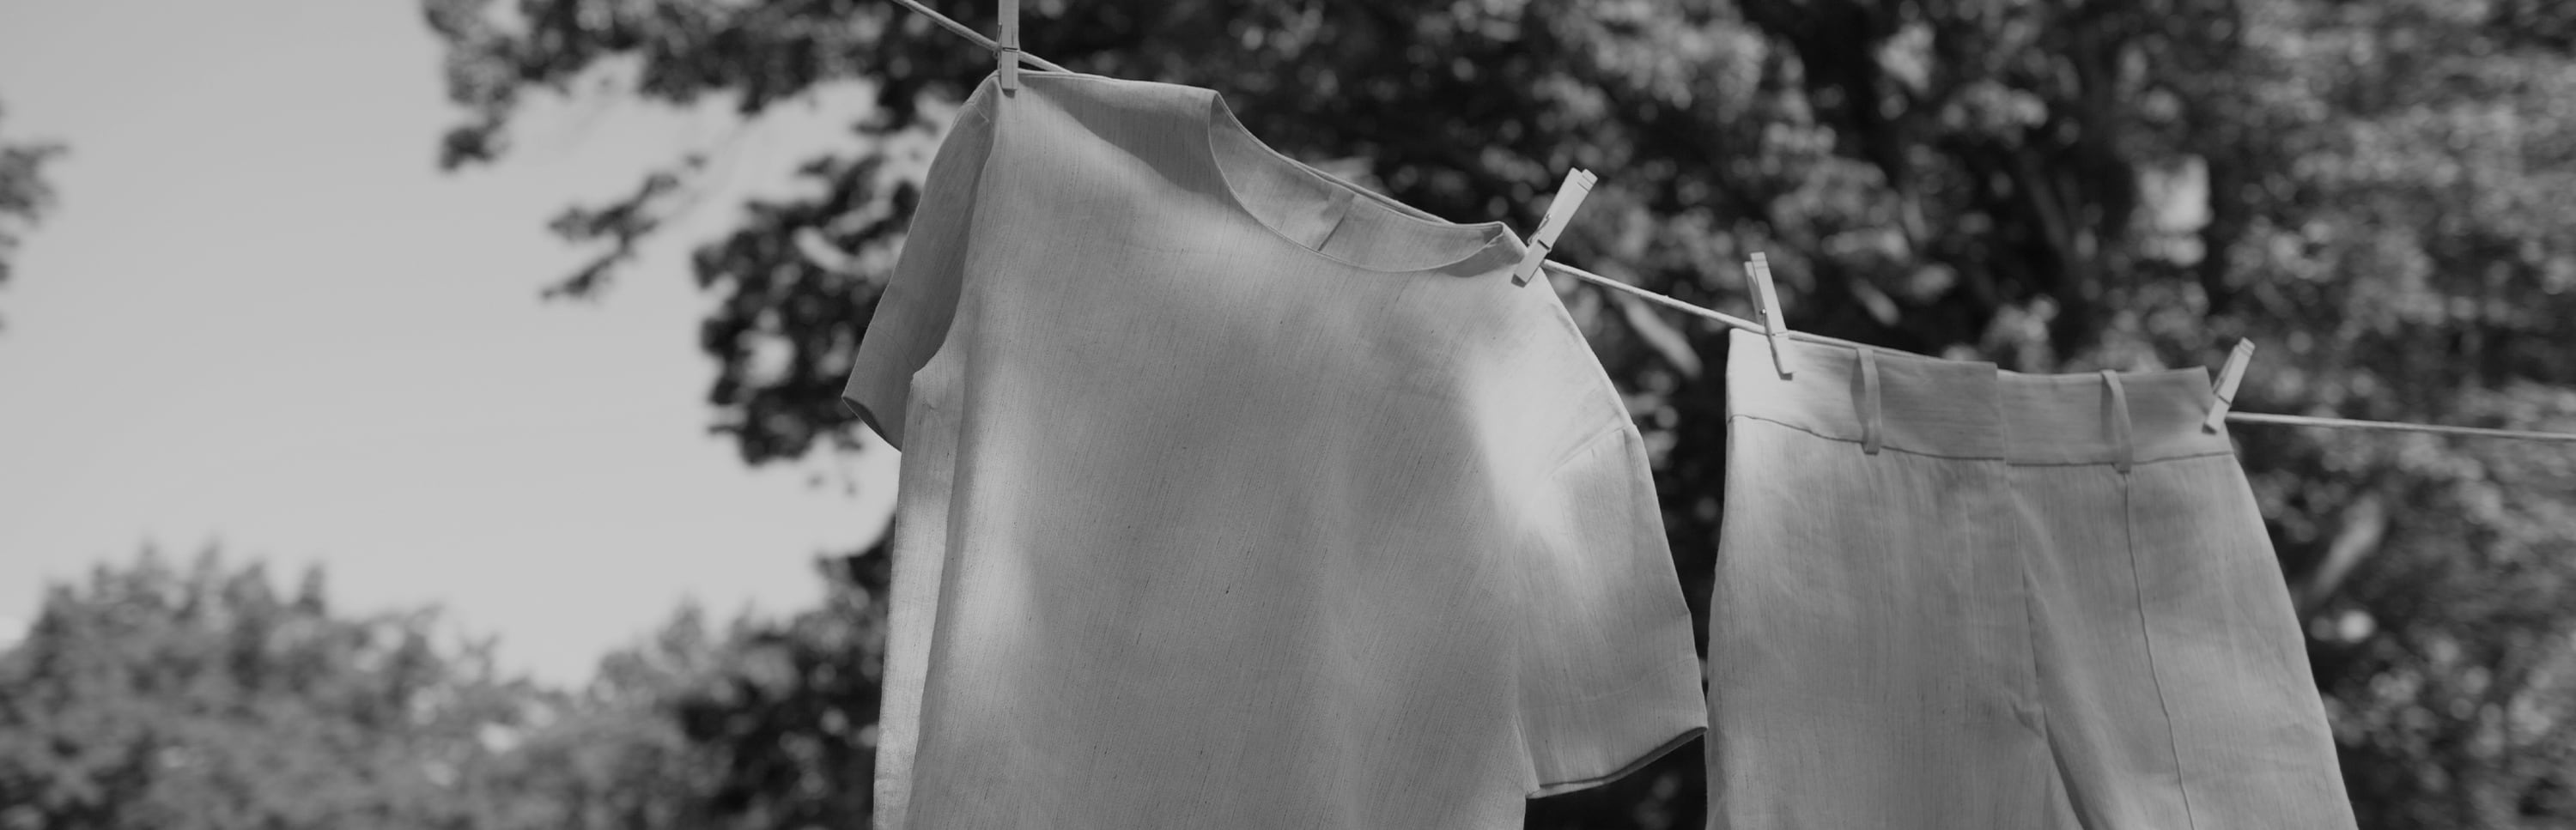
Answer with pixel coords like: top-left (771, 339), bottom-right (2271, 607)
top-left (1709, 328), bottom-right (2356, 830)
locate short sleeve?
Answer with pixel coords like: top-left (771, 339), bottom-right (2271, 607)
top-left (842, 79), bottom-right (1000, 449)
top-left (1513, 421), bottom-right (1708, 797)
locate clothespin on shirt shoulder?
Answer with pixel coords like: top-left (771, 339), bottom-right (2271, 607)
top-left (1510, 169), bottom-right (1598, 287)
top-left (2202, 339), bottom-right (2255, 433)
top-left (996, 0), bottom-right (1021, 92)
top-left (1742, 252), bottom-right (1794, 379)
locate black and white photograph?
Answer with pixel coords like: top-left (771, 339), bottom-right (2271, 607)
top-left (3, 1), bottom-right (2571, 827)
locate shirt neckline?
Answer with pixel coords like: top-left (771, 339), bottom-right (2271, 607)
top-left (969, 74), bottom-right (1504, 276)
top-left (1005, 70), bottom-right (1528, 276)
top-left (1184, 82), bottom-right (1523, 277)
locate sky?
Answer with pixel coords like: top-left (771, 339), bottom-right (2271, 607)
top-left (0, 0), bottom-right (902, 684)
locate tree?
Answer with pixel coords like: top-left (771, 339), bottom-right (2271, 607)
top-left (0, 542), bottom-right (896, 830)
top-left (0, 547), bottom-right (562, 830)
top-left (0, 96), bottom-right (64, 324)
top-left (2225, 3), bottom-right (2576, 825)
top-left (426, 1), bottom-right (2576, 827)
top-left (475, 534), bottom-right (896, 830)
top-left (471, 602), bottom-right (726, 830)
top-left (662, 536), bottom-right (891, 828)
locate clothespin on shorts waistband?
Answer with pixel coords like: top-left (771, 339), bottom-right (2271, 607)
top-left (2202, 339), bottom-right (2255, 433)
top-left (996, 0), bottom-right (1020, 92)
top-left (1510, 169), bottom-right (1597, 286)
top-left (1743, 252), bottom-right (1793, 379)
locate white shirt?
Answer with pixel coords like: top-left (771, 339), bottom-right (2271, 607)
top-left (845, 70), bottom-right (1703, 830)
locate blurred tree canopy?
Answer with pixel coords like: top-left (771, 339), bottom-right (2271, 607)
top-left (414, 0), bottom-right (2576, 827)
top-left (0, 542), bottom-right (898, 830)
top-left (0, 548), bottom-right (544, 830)
top-left (0, 96), bottom-right (64, 322)
top-left (459, 542), bottom-right (895, 830)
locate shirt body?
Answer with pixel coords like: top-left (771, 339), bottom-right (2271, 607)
top-left (847, 71), bottom-right (1703, 830)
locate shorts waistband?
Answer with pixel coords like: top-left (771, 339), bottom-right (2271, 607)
top-left (1723, 329), bottom-right (2234, 465)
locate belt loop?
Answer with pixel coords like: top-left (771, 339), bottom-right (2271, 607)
top-left (1858, 347), bottom-right (1884, 456)
top-left (2100, 369), bottom-right (2134, 474)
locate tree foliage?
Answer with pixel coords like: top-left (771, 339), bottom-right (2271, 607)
top-left (0, 542), bottom-right (897, 830)
top-left (420, 0), bottom-right (2576, 827)
top-left (0, 548), bottom-right (546, 830)
top-left (477, 534), bottom-right (896, 830)
top-left (0, 96), bottom-right (64, 324)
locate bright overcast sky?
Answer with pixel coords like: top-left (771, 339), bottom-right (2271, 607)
top-left (0, 0), bottom-right (901, 684)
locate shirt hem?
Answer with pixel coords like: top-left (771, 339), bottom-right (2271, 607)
top-left (1529, 726), bottom-right (1704, 798)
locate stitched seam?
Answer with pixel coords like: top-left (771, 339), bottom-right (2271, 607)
top-left (1546, 421), bottom-right (1629, 474)
top-left (1533, 727), bottom-right (1705, 793)
top-left (1726, 414), bottom-right (2239, 467)
top-left (2123, 476), bottom-right (2202, 830)
top-left (1510, 648), bottom-right (1540, 794)
top-left (2021, 549), bottom-right (2064, 812)
top-left (951, 76), bottom-right (999, 128)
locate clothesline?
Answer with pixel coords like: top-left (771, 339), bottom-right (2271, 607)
top-left (1541, 262), bottom-right (2576, 444)
top-left (879, 0), bottom-right (2576, 446)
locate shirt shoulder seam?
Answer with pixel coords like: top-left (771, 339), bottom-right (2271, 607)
top-left (1546, 420), bottom-right (1631, 475)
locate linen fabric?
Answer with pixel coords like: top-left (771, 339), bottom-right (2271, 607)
top-left (843, 70), bottom-right (1704, 830)
top-left (1709, 328), bottom-right (2357, 830)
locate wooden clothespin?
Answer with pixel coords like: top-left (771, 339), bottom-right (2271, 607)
top-left (2202, 338), bottom-right (2255, 433)
top-left (1510, 169), bottom-right (1597, 287)
top-left (1742, 252), bottom-right (1793, 379)
top-left (996, 0), bottom-right (1020, 92)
